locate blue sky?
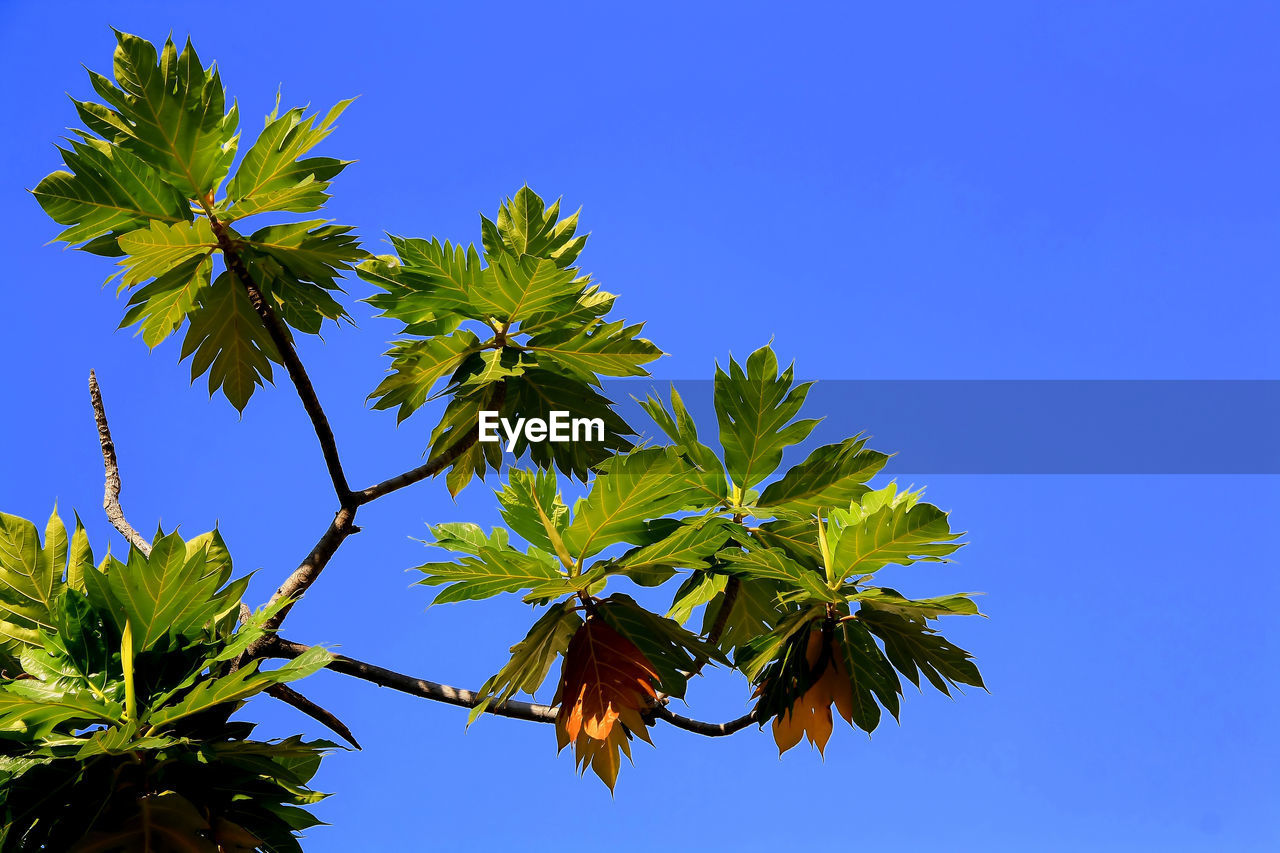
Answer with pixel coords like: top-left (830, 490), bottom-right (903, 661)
top-left (1, 1), bottom-right (1277, 850)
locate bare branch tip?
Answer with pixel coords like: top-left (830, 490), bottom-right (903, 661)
top-left (87, 369), bottom-right (151, 557)
top-left (266, 683), bottom-right (362, 749)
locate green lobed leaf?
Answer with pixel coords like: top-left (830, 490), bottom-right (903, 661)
top-left (751, 517), bottom-right (823, 570)
top-left (757, 435), bottom-right (889, 517)
top-left (0, 679), bottom-right (123, 739)
top-left (499, 368), bottom-right (635, 481)
top-left (367, 229), bottom-right (586, 327)
top-left (179, 272), bottom-right (281, 411)
top-left (708, 579), bottom-right (786, 653)
top-left (369, 331), bottom-right (482, 423)
top-left (0, 512), bottom-right (62, 657)
top-left (360, 236), bottom-right (484, 324)
top-left (223, 98), bottom-right (354, 221)
top-left (859, 608), bottom-right (984, 695)
top-left (518, 284), bottom-right (616, 336)
top-left (714, 344), bottom-right (820, 491)
top-left (494, 469), bottom-right (571, 558)
top-left (605, 518), bottom-right (734, 588)
top-left (561, 447), bottom-right (706, 560)
top-left (849, 587), bottom-right (983, 620)
top-left (105, 528), bottom-right (242, 652)
top-left (469, 601), bottom-right (582, 723)
top-left (79, 31), bottom-right (240, 197)
top-left (481, 253), bottom-right (586, 324)
top-left (482, 187), bottom-right (587, 268)
top-left (639, 385), bottom-right (730, 505)
top-left (240, 254), bottom-right (348, 338)
top-left (115, 219), bottom-right (217, 289)
top-left (244, 220), bottom-right (365, 289)
top-left (119, 255), bottom-right (213, 348)
top-left (666, 571), bottom-right (728, 626)
top-left (717, 543), bottom-right (836, 604)
top-left (67, 515), bottom-right (94, 594)
top-left (428, 382), bottom-right (505, 497)
top-left (415, 524), bottom-right (564, 603)
top-left (359, 251), bottom-right (465, 335)
top-left (28, 590), bottom-right (116, 700)
top-left (835, 618), bottom-right (902, 732)
top-left (735, 606), bottom-right (820, 683)
top-left (32, 134), bottom-right (191, 246)
top-left (826, 484), bottom-right (963, 581)
top-left (526, 319), bottom-right (662, 384)
top-left (448, 347), bottom-right (534, 395)
top-left (234, 221), bottom-right (363, 338)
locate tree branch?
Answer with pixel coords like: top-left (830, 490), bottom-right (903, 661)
top-left (264, 682), bottom-right (362, 749)
top-left (262, 638), bottom-right (758, 737)
top-left (257, 409), bottom-right (489, 639)
top-left (205, 209), bottom-right (352, 504)
top-left (350, 430), bottom-right (480, 506)
top-left (88, 371), bottom-right (151, 557)
top-left (266, 637), bottom-right (556, 723)
top-left (256, 505), bottom-right (358, 637)
top-left (209, 211), bottom-right (514, 658)
top-left (351, 378), bottom-right (500, 506)
top-left (94, 318), bottom-right (755, 744)
top-left (707, 576), bottom-right (740, 647)
top-left (203, 207), bottom-right (362, 639)
top-left (204, 206), bottom-right (499, 638)
top-left (650, 704), bottom-right (758, 737)
top-left (656, 575), bottom-right (740, 705)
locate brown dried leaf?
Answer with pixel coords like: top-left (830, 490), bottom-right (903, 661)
top-left (554, 616), bottom-right (658, 789)
top-left (772, 627), bottom-right (853, 756)
top-left (556, 616), bottom-right (657, 743)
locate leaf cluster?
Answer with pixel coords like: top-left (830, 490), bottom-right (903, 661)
top-left (0, 510), bottom-right (332, 851)
top-left (359, 187), bottom-right (662, 492)
top-left (25, 30), bottom-right (989, 812)
top-left (33, 32), bottom-right (366, 411)
top-left (415, 342), bottom-right (985, 784)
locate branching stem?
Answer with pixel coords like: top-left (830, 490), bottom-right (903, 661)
top-left (200, 204), bottom-right (488, 637)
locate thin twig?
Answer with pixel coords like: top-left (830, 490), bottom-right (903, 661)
top-left (264, 682), bottom-right (362, 749)
top-left (88, 371), bottom-right (151, 556)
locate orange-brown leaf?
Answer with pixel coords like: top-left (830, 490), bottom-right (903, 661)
top-left (556, 616), bottom-right (658, 743)
top-left (773, 627), bottom-right (848, 756)
top-left (772, 706), bottom-right (808, 753)
top-left (559, 717), bottom-right (633, 791)
top-left (554, 616), bottom-right (658, 789)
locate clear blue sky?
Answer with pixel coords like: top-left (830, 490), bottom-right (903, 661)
top-left (1, 2), bottom-right (1277, 850)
